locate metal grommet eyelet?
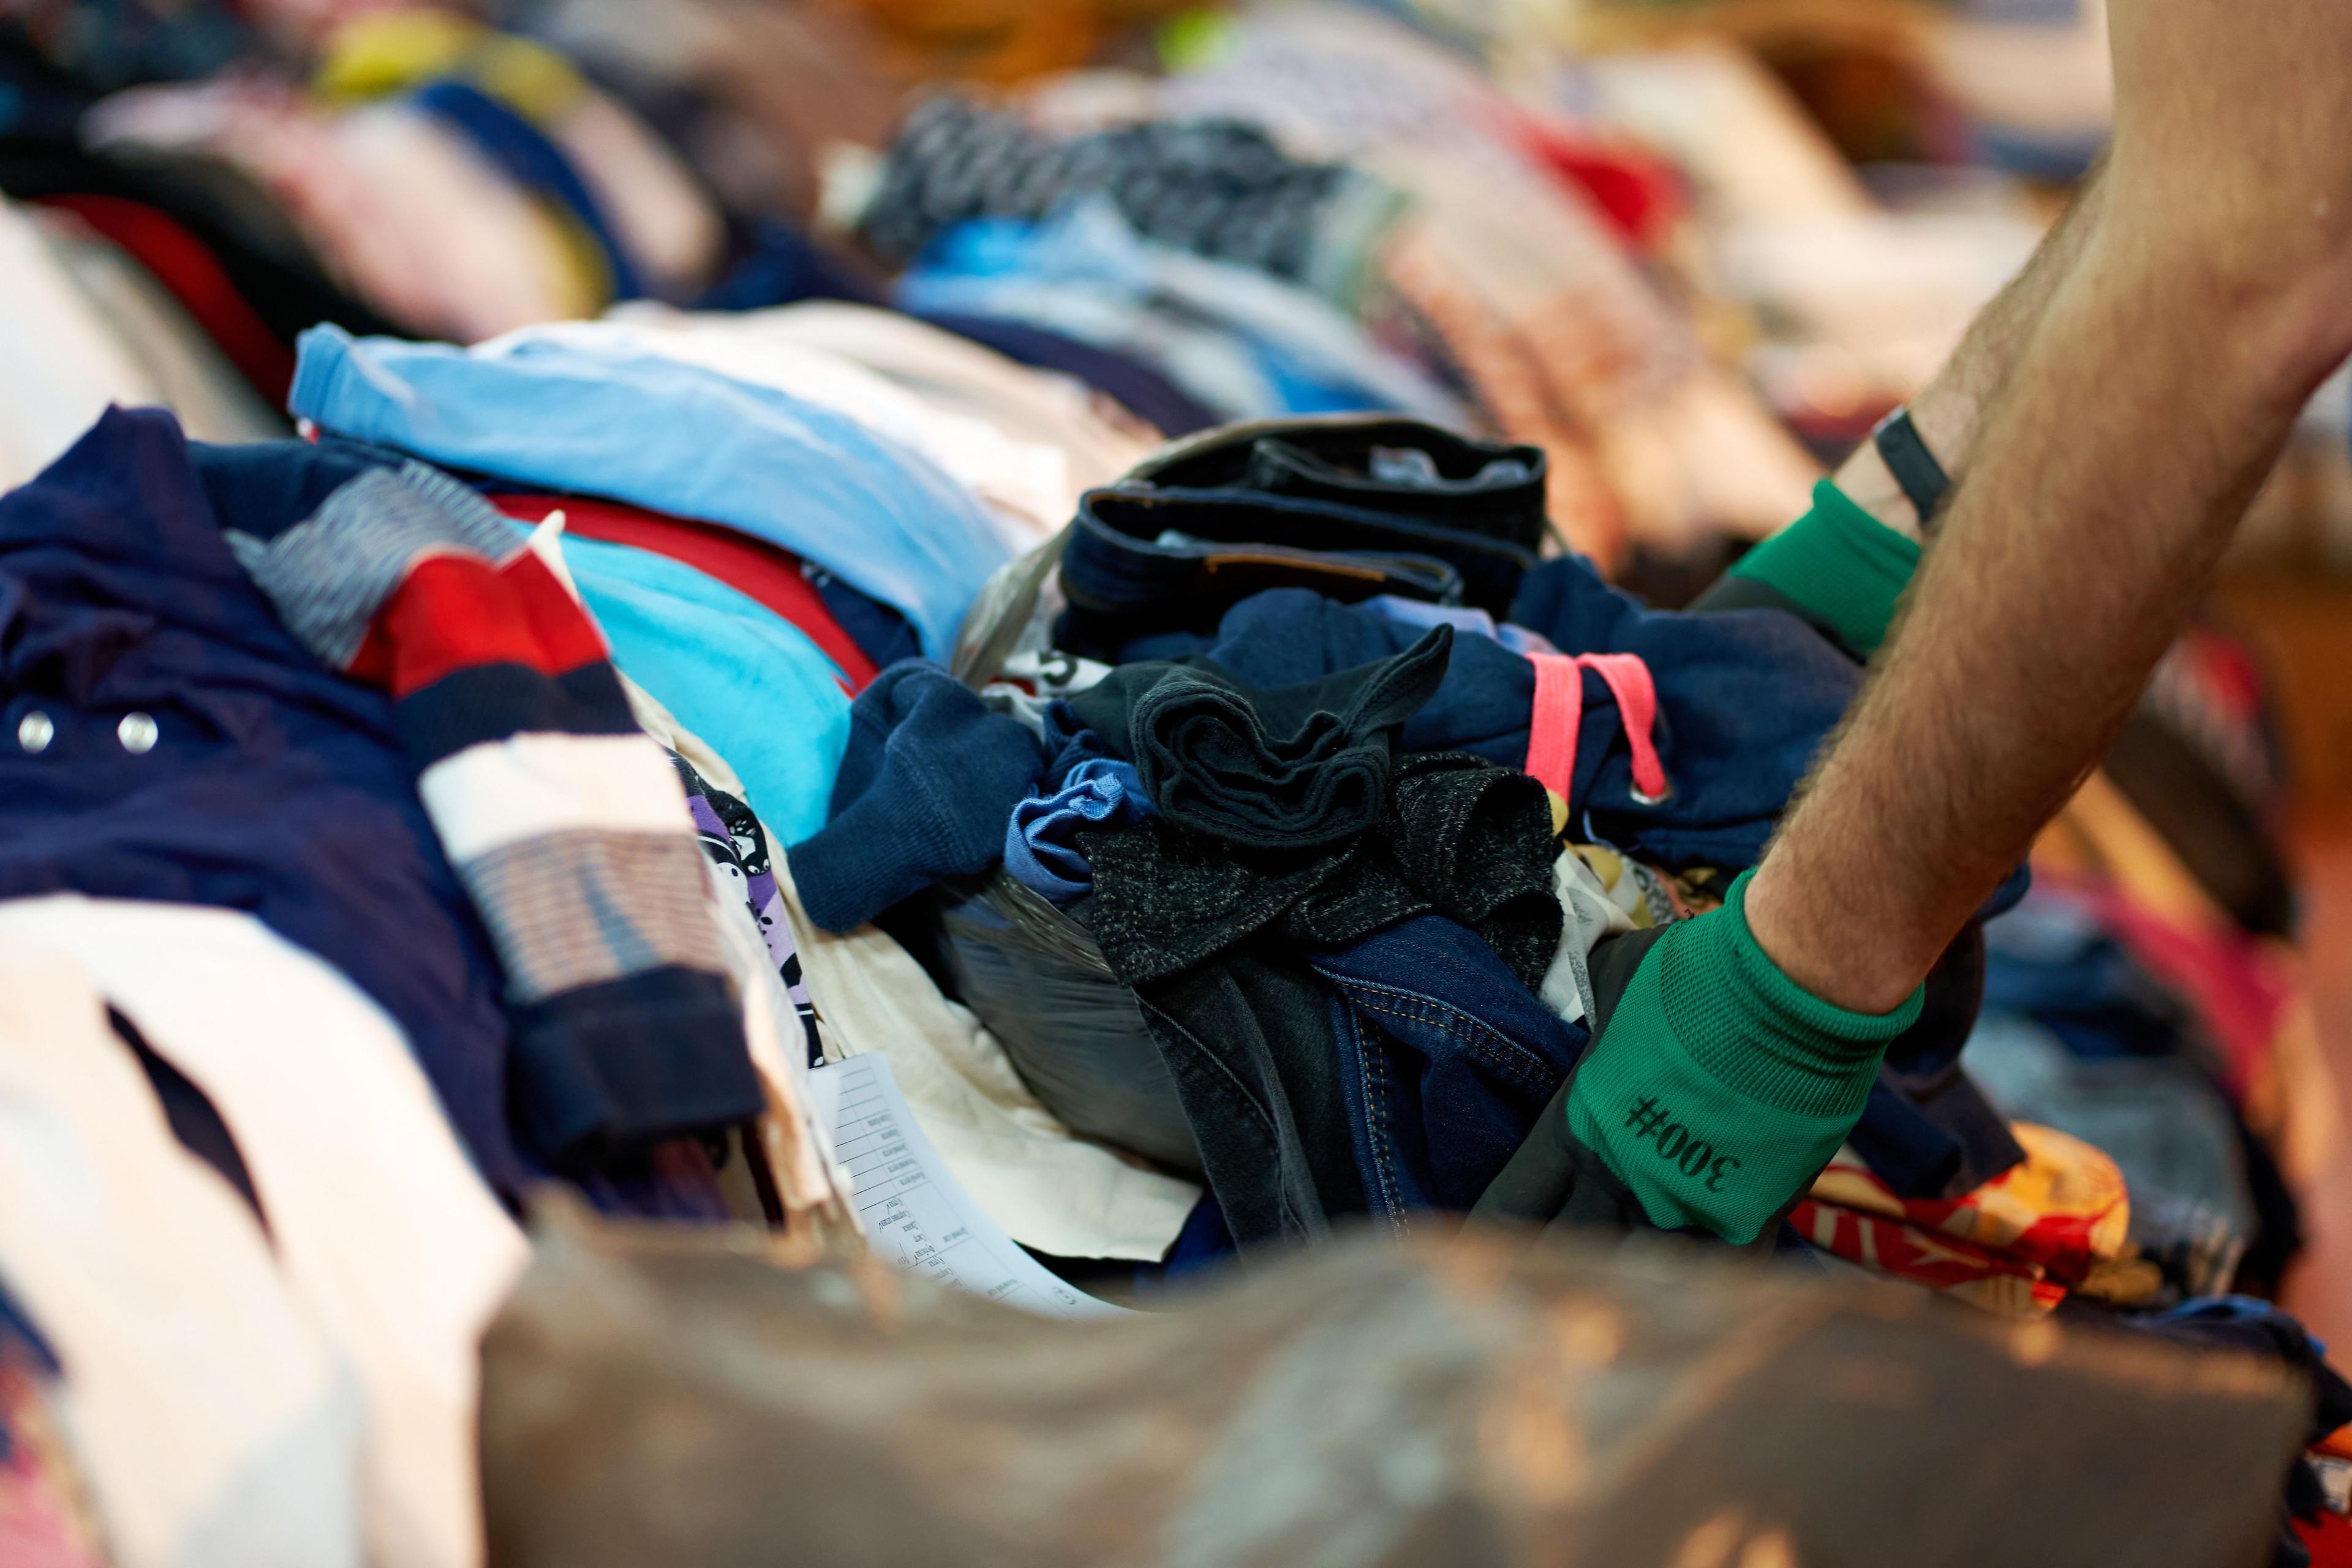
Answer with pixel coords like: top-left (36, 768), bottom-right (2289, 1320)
top-left (16, 710), bottom-right (53, 755)
top-left (117, 712), bottom-right (159, 755)
top-left (1629, 783), bottom-right (1673, 807)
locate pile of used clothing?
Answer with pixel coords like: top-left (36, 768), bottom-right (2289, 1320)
top-left (1, 0), bottom-right (1828, 573)
top-left (1, 3), bottom-right (2348, 1567)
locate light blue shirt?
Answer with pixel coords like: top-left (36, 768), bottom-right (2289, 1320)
top-left (292, 325), bottom-right (1009, 657)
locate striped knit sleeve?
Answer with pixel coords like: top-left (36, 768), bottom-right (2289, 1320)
top-left (228, 463), bottom-right (760, 1165)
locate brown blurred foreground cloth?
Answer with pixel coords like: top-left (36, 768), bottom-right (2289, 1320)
top-left (482, 1202), bottom-right (2308, 1568)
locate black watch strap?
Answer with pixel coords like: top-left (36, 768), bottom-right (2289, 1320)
top-left (1871, 406), bottom-right (1951, 529)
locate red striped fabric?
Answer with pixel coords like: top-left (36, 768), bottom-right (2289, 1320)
top-left (350, 549), bottom-right (609, 700)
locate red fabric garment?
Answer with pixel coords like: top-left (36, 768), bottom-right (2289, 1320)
top-left (2295, 1509), bottom-right (2352, 1567)
top-left (489, 494), bottom-right (880, 691)
top-left (1501, 114), bottom-right (1685, 252)
top-left (232, 462), bottom-right (760, 1163)
top-left (0, 1357), bottom-right (105, 1568)
top-left (31, 194), bottom-right (297, 405)
top-left (350, 550), bottom-right (608, 701)
top-left (1801, 1124), bottom-right (2132, 1310)
top-left (1786, 1196), bottom-right (2067, 1317)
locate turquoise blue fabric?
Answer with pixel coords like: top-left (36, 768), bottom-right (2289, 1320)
top-left (547, 530), bottom-right (853, 843)
top-left (290, 325), bottom-right (1009, 657)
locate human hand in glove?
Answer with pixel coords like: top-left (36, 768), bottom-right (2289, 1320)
top-left (1562, 869), bottom-right (1923, 1244)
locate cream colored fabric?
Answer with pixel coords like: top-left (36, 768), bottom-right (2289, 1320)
top-left (775, 855), bottom-right (1199, 1261)
top-left (0, 896), bottom-right (529, 1568)
top-left (35, 209), bottom-right (285, 445)
top-left (703, 862), bottom-right (862, 1259)
top-left (703, 300), bottom-right (1160, 485)
top-left (1537, 848), bottom-right (1640, 1028)
top-left (0, 195), bottom-right (158, 489)
top-left (0, 925), bottom-right (368, 1568)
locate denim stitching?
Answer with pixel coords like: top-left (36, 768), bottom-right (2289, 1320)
top-left (1140, 997), bottom-right (1317, 1237)
top-left (1137, 998), bottom-right (1284, 1138)
top-left (1352, 1011), bottom-right (1409, 1235)
top-left (1340, 985), bottom-right (1559, 1088)
top-left (1349, 992), bottom-right (1521, 1072)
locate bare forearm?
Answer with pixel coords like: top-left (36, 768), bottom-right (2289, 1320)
top-left (1711, 184), bottom-right (2106, 663)
top-left (1567, 0), bottom-right (2352, 1244)
top-left (1833, 172), bottom-right (2108, 540)
top-left (1749, 221), bottom-right (2350, 1012)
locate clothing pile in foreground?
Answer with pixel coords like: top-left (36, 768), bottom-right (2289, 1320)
top-left (473, 1197), bottom-right (2325, 1568)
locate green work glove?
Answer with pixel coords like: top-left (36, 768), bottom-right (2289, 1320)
top-left (1728, 480), bottom-right (1921, 659)
top-left (1562, 869), bottom-right (1924, 1243)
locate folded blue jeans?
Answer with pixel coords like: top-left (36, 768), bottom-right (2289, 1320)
top-left (1128, 912), bottom-right (1591, 1254)
top-left (1311, 915), bottom-right (1593, 1229)
top-left (1123, 415), bottom-right (1550, 552)
top-left (1059, 486), bottom-right (1474, 658)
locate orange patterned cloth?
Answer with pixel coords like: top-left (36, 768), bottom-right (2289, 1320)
top-left (834, 0), bottom-right (1192, 82)
top-left (1792, 1123), bottom-right (2140, 1317)
top-left (1788, 1199), bottom-right (2070, 1316)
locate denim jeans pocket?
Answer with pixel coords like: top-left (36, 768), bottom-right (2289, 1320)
top-left (1322, 954), bottom-right (1586, 1232)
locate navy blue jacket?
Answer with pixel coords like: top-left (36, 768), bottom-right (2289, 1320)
top-left (0, 409), bottom-right (528, 1194)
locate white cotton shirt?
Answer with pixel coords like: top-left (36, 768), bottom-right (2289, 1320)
top-left (0, 897), bottom-right (530, 1568)
top-left (0, 937), bottom-right (364, 1568)
top-left (0, 194), bottom-right (160, 489)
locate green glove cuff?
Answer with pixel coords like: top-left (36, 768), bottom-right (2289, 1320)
top-left (1679, 870), bottom-right (1924, 1117)
top-left (1728, 480), bottom-right (1921, 658)
top-left (1564, 870), bottom-right (1924, 1242)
